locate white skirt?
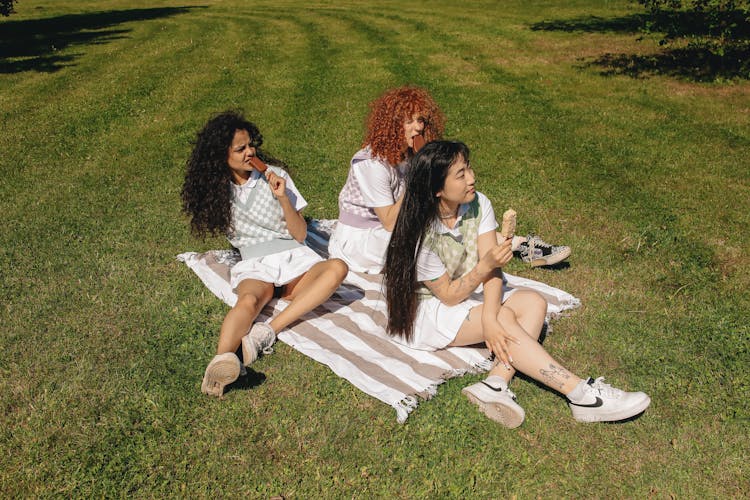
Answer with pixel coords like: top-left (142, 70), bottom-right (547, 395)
top-left (394, 286), bottom-right (517, 351)
top-left (230, 245), bottom-right (323, 291)
top-left (328, 221), bottom-right (391, 274)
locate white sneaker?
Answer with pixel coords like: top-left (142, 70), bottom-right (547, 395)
top-left (241, 323), bottom-right (276, 367)
top-left (568, 377), bottom-right (651, 423)
top-left (201, 352), bottom-right (241, 397)
top-left (462, 381), bottom-right (525, 428)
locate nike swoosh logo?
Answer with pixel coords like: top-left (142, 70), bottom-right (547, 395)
top-left (481, 381), bottom-right (505, 392)
top-left (570, 397), bottom-right (603, 408)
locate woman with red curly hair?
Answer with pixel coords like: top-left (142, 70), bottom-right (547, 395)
top-left (330, 86), bottom-right (571, 273)
top-left (329, 86), bottom-right (446, 273)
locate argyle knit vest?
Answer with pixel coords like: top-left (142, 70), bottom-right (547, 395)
top-left (226, 166), bottom-right (302, 259)
top-left (417, 197), bottom-right (481, 299)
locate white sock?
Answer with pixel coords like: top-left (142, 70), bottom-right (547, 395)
top-left (484, 375), bottom-right (509, 391)
top-left (566, 378), bottom-right (591, 403)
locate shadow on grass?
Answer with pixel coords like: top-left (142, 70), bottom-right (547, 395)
top-left (0, 6), bottom-right (204, 74)
top-left (227, 368), bottom-right (267, 393)
top-left (530, 13), bottom-right (650, 34)
top-left (530, 11), bottom-right (750, 81)
top-left (585, 45), bottom-right (750, 81)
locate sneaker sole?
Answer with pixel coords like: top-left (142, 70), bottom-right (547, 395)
top-left (201, 357), bottom-right (240, 397)
top-left (528, 246), bottom-right (571, 267)
top-left (462, 387), bottom-right (524, 428)
top-left (572, 394), bottom-right (651, 423)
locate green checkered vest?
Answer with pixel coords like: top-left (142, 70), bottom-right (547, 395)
top-left (417, 197), bottom-right (481, 299)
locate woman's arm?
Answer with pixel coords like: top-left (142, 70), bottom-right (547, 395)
top-left (422, 231), bottom-right (512, 306)
top-left (266, 170), bottom-right (307, 242)
top-left (372, 193), bottom-right (404, 232)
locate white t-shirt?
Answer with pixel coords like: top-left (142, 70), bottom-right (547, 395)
top-left (416, 192), bottom-right (497, 282)
top-left (351, 156), bottom-right (406, 209)
top-left (232, 167), bottom-right (306, 211)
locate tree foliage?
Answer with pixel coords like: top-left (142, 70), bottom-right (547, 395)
top-left (637, 0), bottom-right (750, 46)
top-left (636, 0), bottom-right (750, 77)
top-left (1, 0), bottom-right (17, 16)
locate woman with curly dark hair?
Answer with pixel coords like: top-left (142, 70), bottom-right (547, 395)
top-left (328, 86), bottom-right (445, 273)
top-left (182, 111), bottom-right (348, 397)
top-left (383, 140), bottom-right (650, 428)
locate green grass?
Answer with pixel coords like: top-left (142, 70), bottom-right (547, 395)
top-left (1, 0), bottom-right (748, 496)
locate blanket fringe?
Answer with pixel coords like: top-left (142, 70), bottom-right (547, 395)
top-left (473, 357), bottom-right (495, 372)
top-left (394, 395), bottom-right (419, 424)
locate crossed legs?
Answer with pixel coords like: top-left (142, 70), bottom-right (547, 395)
top-left (450, 290), bottom-right (581, 394)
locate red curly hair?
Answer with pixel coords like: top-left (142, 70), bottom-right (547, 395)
top-left (363, 86), bottom-right (446, 166)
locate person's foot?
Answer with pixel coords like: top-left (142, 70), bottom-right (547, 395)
top-left (201, 352), bottom-right (241, 397)
top-left (568, 377), bottom-right (651, 422)
top-left (514, 235), bottom-right (571, 267)
top-left (462, 380), bottom-right (525, 428)
top-left (241, 322), bottom-right (276, 366)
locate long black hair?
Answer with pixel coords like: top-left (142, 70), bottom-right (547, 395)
top-left (383, 140), bottom-right (470, 341)
top-left (181, 110), bottom-right (286, 237)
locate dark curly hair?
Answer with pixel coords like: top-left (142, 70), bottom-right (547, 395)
top-left (383, 140), bottom-right (470, 341)
top-left (181, 110), bottom-right (285, 237)
top-left (364, 86), bottom-right (446, 166)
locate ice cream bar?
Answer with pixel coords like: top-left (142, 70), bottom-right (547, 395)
top-left (500, 209), bottom-right (516, 239)
top-left (249, 155), bottom-right (268, 173)
top-left (412, 134), bottom-right (426, 152)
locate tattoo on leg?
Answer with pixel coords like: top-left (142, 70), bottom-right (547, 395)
top-left (539, 363), bottom-right (571, 390)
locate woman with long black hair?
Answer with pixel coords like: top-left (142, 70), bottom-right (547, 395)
top-left (383, 140), bottom-right (650, 428)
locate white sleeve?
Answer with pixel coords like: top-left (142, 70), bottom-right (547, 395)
top-left (351, 159), bottom-right (401, 208)
top-left (416, 245), bottom-right (447, 282)
top-left (476, 192), bottom-right (498, 236)
top-left (276, 168), bottom-right (307, 212)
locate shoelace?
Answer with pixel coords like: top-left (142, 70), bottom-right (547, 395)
top-left (528, 235), bottom-right (553, 249)
top-left (261, 330), bottom-right (276, 355)
top-left (588, 377), bottom-right (623, 398)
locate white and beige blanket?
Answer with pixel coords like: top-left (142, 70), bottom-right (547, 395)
top-left (178, 220), bottom-right (580, 422)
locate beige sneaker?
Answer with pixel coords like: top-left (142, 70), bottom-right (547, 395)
top-left (515, 235), bottom-right (571, 267)
top-left (241, 323), bottom-right (276, 366)
top-left (201, 352), bottom-right (241, 397)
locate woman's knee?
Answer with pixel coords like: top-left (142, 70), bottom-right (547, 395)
top-left (513, 290), bottom-right (546, 312)
top-left (235, 290), bottom-right (271, 311)
top-left (324, 258), bottom-right (349, 281)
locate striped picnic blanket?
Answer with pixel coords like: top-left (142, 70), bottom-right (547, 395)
top-left (177, 219), bottom-right (580, 422)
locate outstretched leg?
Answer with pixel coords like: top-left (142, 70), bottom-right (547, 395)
top-left (217, 279), bottom-right (274, 354)
top-left (202, 278), bottom-right (274, 396)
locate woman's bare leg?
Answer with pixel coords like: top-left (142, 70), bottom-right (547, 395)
top-left (451, 290), bottom-right (581, 395)
top-left (267, 259), bottom-right (348, 333)
top-left (216, 278), bottom-right (274, 354)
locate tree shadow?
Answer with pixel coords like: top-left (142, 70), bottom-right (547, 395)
top-left (530, 14), bottom-right (650, 34)
top-left (530, 11), bottom-right (750, 82)
top-left (585, 45), bottom-right (750, 82)
top-left (0, 6), bottom-right (204, 74)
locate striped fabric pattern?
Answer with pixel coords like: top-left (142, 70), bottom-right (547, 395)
top-left (177, 219), bottom-right (580, 422)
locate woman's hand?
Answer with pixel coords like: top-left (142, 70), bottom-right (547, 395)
top-left (483, 317), bottom-right (519, 369)
top-left (479, 236), bottom-right (513, 272)
top-left (265, 170), bottom-right (287, 199)
top-left (265, 170), bottom-right (307, 241)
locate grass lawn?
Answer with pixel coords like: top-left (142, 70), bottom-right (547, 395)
top-left (1, 0), bottom-right (748, 496)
